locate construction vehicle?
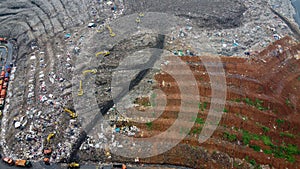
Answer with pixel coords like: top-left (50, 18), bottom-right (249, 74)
top-left (46, 133), bottom-right (55, 143)
top-left (64, 108), bottom-right (78, 119)
top-left (5, 65), bottom-right (11, 73)
top-left (139, 12), bottom-right (144, 17)
top-left (95, 51), bottom-right (110, 57)
top-left (43, 148), bottom-right (52, 155)
top-left (136, 17), bottom-right (141, 23)
top-left (15, 159), bottom-right (32, 167)
top-left (0, 79), bottom-right (3, 85)
top-left (4, 72), bottom-right (9, 82)
top-left (2, 81), bottom-right (7, 89)
top-left (0, 89), bottom-right (6, 98)
top-left (43, 157), bottom-right (50, 165)
top-left (106, 25), bottom-right (116, 37)
top-left (113, 163), bottom-right (127, 169)
top-left (68, 162), bottom-right (80, 168)
top-left (82, 69), bottom-right (97, 76)
top-left (78, 80), bottom-right (83, 96)
top-left (0, 70), bottom-right (5, 79)
top-left (2, 157), bottom-right (14, 165)
top-left (0, 98), bottom-right (5, 109)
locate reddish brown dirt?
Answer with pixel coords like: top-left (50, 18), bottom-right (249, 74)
top-left (129, 36), bottom-right (300, 169)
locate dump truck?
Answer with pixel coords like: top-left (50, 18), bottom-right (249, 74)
top-left (5, 65), bottom-right (11, 73)
top-left (0, 89), bottom-right (6, 98)
top-left (2, 157), bottom-right (14, 165)
top-left (43, 157), bottom-right (50, 165)
top-left (0, 98), bottom-right (5, 109)
top-left (64, 108), bottom-right (78, 119)
top-left (4, 72), bottom-right (9, 82)
top-left (43, 148), bottom-right (52, 155)
top-left (15, 159), bottom-right (32, 167)
top-left (2, 81), bottom-right (7, 89)
top-left (113, 163), bottom-right (127, 169)
top-left (68, 162), bottom-right (80, 168)
top-left (0, 71), bottom-right (5, 79)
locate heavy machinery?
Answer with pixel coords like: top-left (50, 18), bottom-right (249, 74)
top-left (78, 80), bottom-right (83, 96)
top-left (82, 69), bottom-right (97, 76)
top-left (95, 51), bottom-right (110, 57)
top-left (15, 159), bottom-right (32, 167)
top-left (64, 108), bottom-right (78, 119)
top-left (43, 157), bottom-right (50, 165)
top-left (0, 70), bottom-right (5, 79)
top-left (106, 25), bottom-right (116, 37)
top-left (43, 148), bottom-right (52, 155)
top-left (2, 157), bottom-right (14, 165)
top-left (43, 148), bottom-right (52, 165)
top-left (0, 89), bottom-right (6, 98)
top-left (68, 162), bottom-right (80, 168)
top-left (136, 17), bottom-right (141, 23)
top-left (0, 98), bottom-right (5, 109)
top-left (46, 133), bottom-right (55, 143)
top-left (139, 12), bottom-right (144, 17)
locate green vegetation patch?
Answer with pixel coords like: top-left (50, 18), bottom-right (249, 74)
top-left (223, 132), bottom-right (237, 142)
top-left (280, 132), bottom-right (295, 138)
top-left (146, 122), bottom-right (153, 130)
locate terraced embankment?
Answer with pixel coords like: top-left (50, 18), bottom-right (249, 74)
top-left (128, 37), bottom-right (300, 169)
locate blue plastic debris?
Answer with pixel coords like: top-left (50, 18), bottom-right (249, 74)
top-left (65, 33), bottom-right (71, 39)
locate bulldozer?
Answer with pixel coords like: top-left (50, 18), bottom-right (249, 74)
top-left (64, 108), bottom-right (78, 119)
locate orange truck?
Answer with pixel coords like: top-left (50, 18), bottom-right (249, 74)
top-left (0, 71), bottom-right (5, 79)
top-left (15, 159), bottom-right (32, 167)
top-left (2, 157), bottom-right (14, 165)
top-left (0, 89), bottom-right (6, 98)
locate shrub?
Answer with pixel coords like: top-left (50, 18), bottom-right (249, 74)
top-left (250, 145), bottom-right (261, 152)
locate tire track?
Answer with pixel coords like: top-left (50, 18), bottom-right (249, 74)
top-left (29, 0), bottom-right (55, 35)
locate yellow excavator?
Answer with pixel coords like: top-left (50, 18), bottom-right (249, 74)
top-left (64, 108), bottom-right (78, 119)
top-left (106, 25), bottom-right (116, 37)
top-left (95, 51), bottom-right (110, 57)
top-left (136, 17), bottom-right (141, 23)
top-left (78, 80), bottom-right (83, 96)
top-left (68, 162), bottom-right (80, 168)
top-left (46, 133), bottom-right (55, 143)
top-left (139, 12), bottom-right (144, 17)
top-left (82, 69), bottom-right (97, 76)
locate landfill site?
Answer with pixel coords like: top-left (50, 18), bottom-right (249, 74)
top-left (0, 0), bottom-right (300, 168)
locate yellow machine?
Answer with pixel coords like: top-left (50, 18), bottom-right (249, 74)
top-left (139, 12), bottom-right (144, 17)
top-left (82, 69), bottom-right (97, 76)
top-left (106, 25), bottom-right (116, 37)
top-left (95, 51), bottom-right (110, 57)
top-left (46, 133), bottom-right (55, 143)
top-left (136, 17), bottom-right (141, 23)
top-left (68, 162), bottom-right (80, 168)
top-left (78, 80), bottom-right (83, 96)
top-left (64, 108), bottom-right (78, 119)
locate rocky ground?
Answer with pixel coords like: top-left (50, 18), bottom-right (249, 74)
top-left (0, 0), bottom-right (299, 168)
